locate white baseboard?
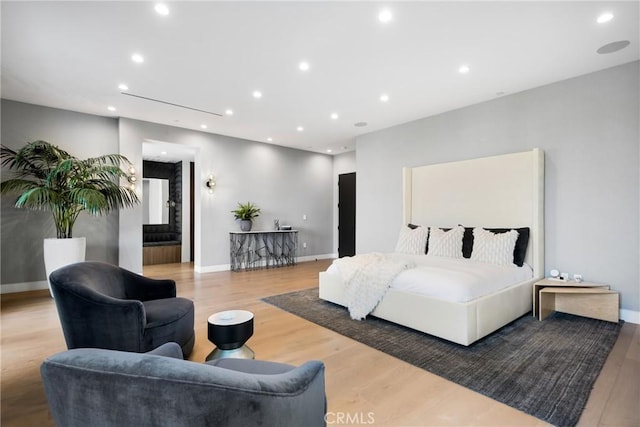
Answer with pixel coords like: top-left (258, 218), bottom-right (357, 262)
top-left (620, 309), bottom-right (640, 324)
top-left (1, 280), bottom-right (49, 294)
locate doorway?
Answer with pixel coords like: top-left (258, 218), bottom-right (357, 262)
top-left (141, 140), bottom-right (197, 267)
top-left (142, 160), bottom-right (182, 265)
top-left (338, 172), bottom-right (356, 258)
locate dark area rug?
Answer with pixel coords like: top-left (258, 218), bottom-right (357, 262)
top-left (262, 288), bottom-right (622, 427)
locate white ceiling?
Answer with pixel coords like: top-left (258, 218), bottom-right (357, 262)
top-left (2, 1), bottom-right (638, 155)
top-left (142, 140), bottom-right (197, 162)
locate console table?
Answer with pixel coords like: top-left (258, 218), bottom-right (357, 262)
top-left (229, 230), bottom-right (298, 271)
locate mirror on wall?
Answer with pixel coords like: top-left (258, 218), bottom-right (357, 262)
top-left (143, 178), bottom-right (170, 224)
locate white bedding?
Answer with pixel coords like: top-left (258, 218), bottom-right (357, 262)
top-left (326, 253), bottom-right (533, 304)
top-left (333, 253), bottom-right (413, 320)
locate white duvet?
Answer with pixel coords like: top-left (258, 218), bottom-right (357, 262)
top-left (326, 253), bottom-right (533, 304)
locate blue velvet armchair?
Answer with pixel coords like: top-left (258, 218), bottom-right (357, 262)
top-left (40, 343), bottom-right (327, 427)
top-left (49, 261), bottom-right (195, 357)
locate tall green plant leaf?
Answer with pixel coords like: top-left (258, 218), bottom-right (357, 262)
top-left (1, 141), bottom-right (140, 238)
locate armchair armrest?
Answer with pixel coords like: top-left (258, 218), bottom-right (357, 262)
top-left (51, 283), bottom-right (147, 352)
top-left (121, 269), bottom-right (176, 301)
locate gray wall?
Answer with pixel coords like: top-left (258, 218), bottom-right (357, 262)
top-left (355, 61), bottom-right (639, 313)
top-left (1, 100), bottom-right (120, 285)
top-left (118, 118), bottom-right (334, 272)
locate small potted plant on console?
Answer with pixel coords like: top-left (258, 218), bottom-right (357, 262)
top-left (231, 201), bottom-right (261, 232)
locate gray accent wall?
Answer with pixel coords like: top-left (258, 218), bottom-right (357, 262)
top-left (355, 61), bottom-right (639, 313)
top-left (1, 100), bottom-right (120, 285)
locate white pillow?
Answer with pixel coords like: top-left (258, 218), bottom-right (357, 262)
top-left (470, 227), bottom-right (518, 266)
top-left (395, 226), bottom-right (429, 255)
top-left (427, 225), bottom-right (464, 258)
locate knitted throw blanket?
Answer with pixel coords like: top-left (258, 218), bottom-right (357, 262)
top-left (333, 253), bottom-right (413, 320)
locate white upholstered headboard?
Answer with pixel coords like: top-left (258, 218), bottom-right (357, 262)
top-left (402, 149), bottom-right (544, 278)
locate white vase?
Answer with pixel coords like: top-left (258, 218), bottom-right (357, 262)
top-left (43, 237), bottom-right (86, 297)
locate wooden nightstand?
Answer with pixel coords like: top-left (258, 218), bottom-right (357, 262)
top-left (533, 278), bottom-right (619, 323)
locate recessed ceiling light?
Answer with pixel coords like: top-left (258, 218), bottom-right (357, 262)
top-left (200, 124), bottom-right (207, 129)
top-left (131, 53), bottom-right (144, 63)
top-left (154, 3), bottom-right (170, 16)
top-left (160, 151), bottom-right (167, 155)
top-left (297, 126), bottom-right (304, 132)
top-left (459, 65), bottom-right (470, 74)
top-left (299, 61), bottom-right (310, 71)
top-left (597, 40), bottom-right (630, 54)
top-left (267, 137), bottom-right (273, 142)
top-left (118, 83), bottom-right (129, 91)
top-left (225, 109), bottom-right (234, 115)
top-left (380, 94), bottom-right (389, 102)
top-left (378, 9), bottom-right (393, 23)
top-left (330, 113), bottom-right (339, 120)
top-left (597, 12), bottom-right (614, 23)
top-left (107, 106), bottom-right (116, 112)
top-left (326, 149), bottom-right (333, 153)
top-left (252, 90), bottom-right (262, 99)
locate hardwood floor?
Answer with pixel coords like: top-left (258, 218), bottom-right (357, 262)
top-left (1, 260), bottom-right (638, 426)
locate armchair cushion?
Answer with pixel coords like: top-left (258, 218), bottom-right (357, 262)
top-left (41, 347), bottom-right (326, 427)
top-left (142, 298), bottom-right (194, 353)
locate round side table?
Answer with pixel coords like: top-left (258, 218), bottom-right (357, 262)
top-left (205, 310), bottom-right (254, 361)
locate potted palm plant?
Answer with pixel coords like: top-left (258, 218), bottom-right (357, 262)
top-left (231, 201), bottom-right (261, 232)
top-left (0, 140), bottom-right (140, 295)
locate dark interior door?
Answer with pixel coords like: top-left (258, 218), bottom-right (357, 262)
top-left (338, 172), bottom-right (356, 258)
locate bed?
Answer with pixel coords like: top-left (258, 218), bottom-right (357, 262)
top-left (319, 149), bottom-right (544, 346)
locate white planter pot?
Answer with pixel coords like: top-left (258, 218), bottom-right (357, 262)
top-left (44, 237), bottom-right (86, 297)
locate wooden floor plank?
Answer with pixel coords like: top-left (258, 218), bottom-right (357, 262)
top-left (1, 260), bottom-right (637, 426)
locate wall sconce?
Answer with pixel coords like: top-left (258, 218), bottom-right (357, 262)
top-left (126, 166), bottom-right (137, 191)
top-left (205, 175), bottom-right (216, 194)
